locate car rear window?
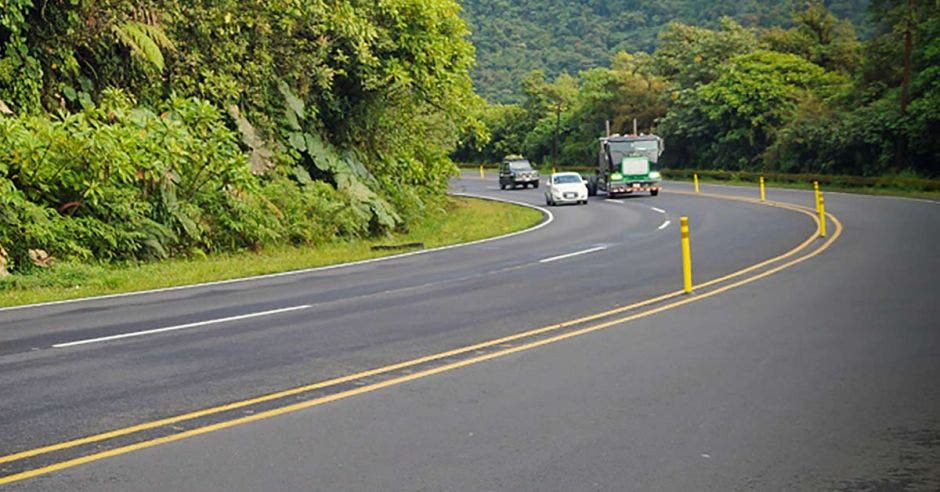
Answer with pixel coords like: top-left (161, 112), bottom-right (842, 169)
top-left (553, 175), bottom-right (581, 184)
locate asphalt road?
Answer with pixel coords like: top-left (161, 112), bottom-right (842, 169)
top-left (1, 175), bottom-right (937, 490)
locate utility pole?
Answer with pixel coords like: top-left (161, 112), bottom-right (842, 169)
top-left (553, 104), bottom-right (561, 168)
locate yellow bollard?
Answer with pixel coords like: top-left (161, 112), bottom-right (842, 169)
top-left (479, 165), bottom-right (485, 179)
top-left (552, 167), bottom-right (556, 175)
top-left (759, 176), bottom-right (766, 202)
top-left (817, 192), bottom-right (827, 237)
top-left (813, 181), bottom-right (820, 212)
top-left (693, 173), bottom-right (700, 193)
top-left (680, 216), bottom-right (693, 294)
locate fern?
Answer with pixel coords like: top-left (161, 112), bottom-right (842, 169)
top-left (112, 21), bottom-right (175, 71)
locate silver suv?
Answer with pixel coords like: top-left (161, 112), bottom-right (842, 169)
top-left (499, 158), bottom-right (540, 189)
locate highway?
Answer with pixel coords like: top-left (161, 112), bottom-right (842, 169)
top-left (0, 175), bottom-right (937, 490)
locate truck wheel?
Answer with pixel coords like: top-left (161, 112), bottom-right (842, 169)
top-left (533, 182), bottom-right (539, 189)
top-left (650, 189), bottom-right (659, 196)
top-left (500, 183), bottom-right (506, 190)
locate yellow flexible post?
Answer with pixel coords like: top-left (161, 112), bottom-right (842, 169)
top-left (759, 176), bottom-right (766, 202)
top-left (479, 165), bottom-right (485, 179)
top-left (818, 192), bottom-right (827, 237)
top-left (693, 174), bottom-right (700, 193)
top-left (680, 216), bottom-right (693, 294)
top-left (813, 181), bottom-right (820, 212)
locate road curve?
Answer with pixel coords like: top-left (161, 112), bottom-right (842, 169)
top-left (1, 175), bottom-right (937, 490)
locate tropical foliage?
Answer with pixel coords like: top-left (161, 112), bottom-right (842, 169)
top-left (0, 0), bottom-right (477, 272)
top-left (1, 0), bottom-right (936, 274)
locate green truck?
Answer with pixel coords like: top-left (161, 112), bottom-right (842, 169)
top-left (586, 134), bottom-right (663, 197)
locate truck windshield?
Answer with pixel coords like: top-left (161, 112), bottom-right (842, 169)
top-left (609, 140), bottom-right (658, 154)
top-left (607, 138), bottom-right (661, 165)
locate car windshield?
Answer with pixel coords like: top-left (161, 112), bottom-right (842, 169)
top-left (553, 175), bottom-right (581, 184)
top-left (509, 161), bottom-right (532, 171)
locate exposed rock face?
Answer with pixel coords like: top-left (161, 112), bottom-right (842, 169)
top-left (0, 246), bottom-right (8, 276)
top-left (28, 249), bottom-right (54, 268)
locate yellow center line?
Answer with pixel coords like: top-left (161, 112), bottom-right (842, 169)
top-left (0, 191), bottom-right (841, 485)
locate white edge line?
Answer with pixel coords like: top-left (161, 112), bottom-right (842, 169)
top-left (658, 220), bottom-right (671, 230)
top-left (0, 193), bottom-right (553, 314)
top-left (539, 246), bottom-right (607, 264)
top-left (650, 206), bottom-right (666, 214)
top-left (604, 199), bottom-right (622, 204)
top-left (52, 305), bottom-right (311, 348)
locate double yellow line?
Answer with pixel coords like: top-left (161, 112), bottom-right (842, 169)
top-left (0, 191), bottom-right (842, 485)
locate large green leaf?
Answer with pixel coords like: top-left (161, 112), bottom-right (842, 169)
top-left (227, 105), bottom-right (274, 174)
top-left (288, 131), bottom-right (306, 152)
top-left (278, 81), bottom-right (305, 122)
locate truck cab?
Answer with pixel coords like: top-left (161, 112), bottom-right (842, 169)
top-left (587, 134), bottom-right (663, 197)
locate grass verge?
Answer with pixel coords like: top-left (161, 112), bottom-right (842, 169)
top-left (0, 196), bottom-right (543, 308)
top-left (460, 166), bottom-right (939, 199)
top-left (661, 169), bottom-right (939, 200)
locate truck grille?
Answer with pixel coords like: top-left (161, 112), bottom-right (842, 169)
top-left (621, 159), bottom-right (649, 175)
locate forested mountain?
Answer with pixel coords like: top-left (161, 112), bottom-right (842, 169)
top-left (460, 0), bottom-right (871, 102)
top-left (454, 1), bottom-right (938, 179)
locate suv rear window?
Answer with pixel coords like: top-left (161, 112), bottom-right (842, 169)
top-left (508, 161), bottom-right (532, 171)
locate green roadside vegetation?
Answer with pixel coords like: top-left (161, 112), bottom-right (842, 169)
top-left (1, 1), bottom-right (479, 277)
top-left (1, 1), bottom-right (936, 303)
top-left (660, 169), bottom-right (940, 200)
top-left (0, 196), bottom-right (543, 308)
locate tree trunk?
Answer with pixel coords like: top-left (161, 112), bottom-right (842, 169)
top-left (553, 107), bottom-right (560, 167)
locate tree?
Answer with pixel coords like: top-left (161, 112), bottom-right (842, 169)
top-left (763, 3), bottom-right (863, 73)
top-left (659, 50), bottom-right (849, 169)
top-left (652, 18), bottom-right (759, 88)
top-left (544, 73), bottom-right (579, 166)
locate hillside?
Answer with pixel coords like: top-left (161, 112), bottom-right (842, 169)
top-left (460, 0), bottom-right (871, 102)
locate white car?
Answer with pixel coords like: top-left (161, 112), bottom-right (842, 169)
top-left (545, 172), bottom-right (589, 206)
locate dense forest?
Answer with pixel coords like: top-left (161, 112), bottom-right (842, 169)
top-left (455, 1), bottom-right (938, 178)
top-left (460, 0), bottom-right (872, 103)
top-left (0, 0), bottom-right (479, 272)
